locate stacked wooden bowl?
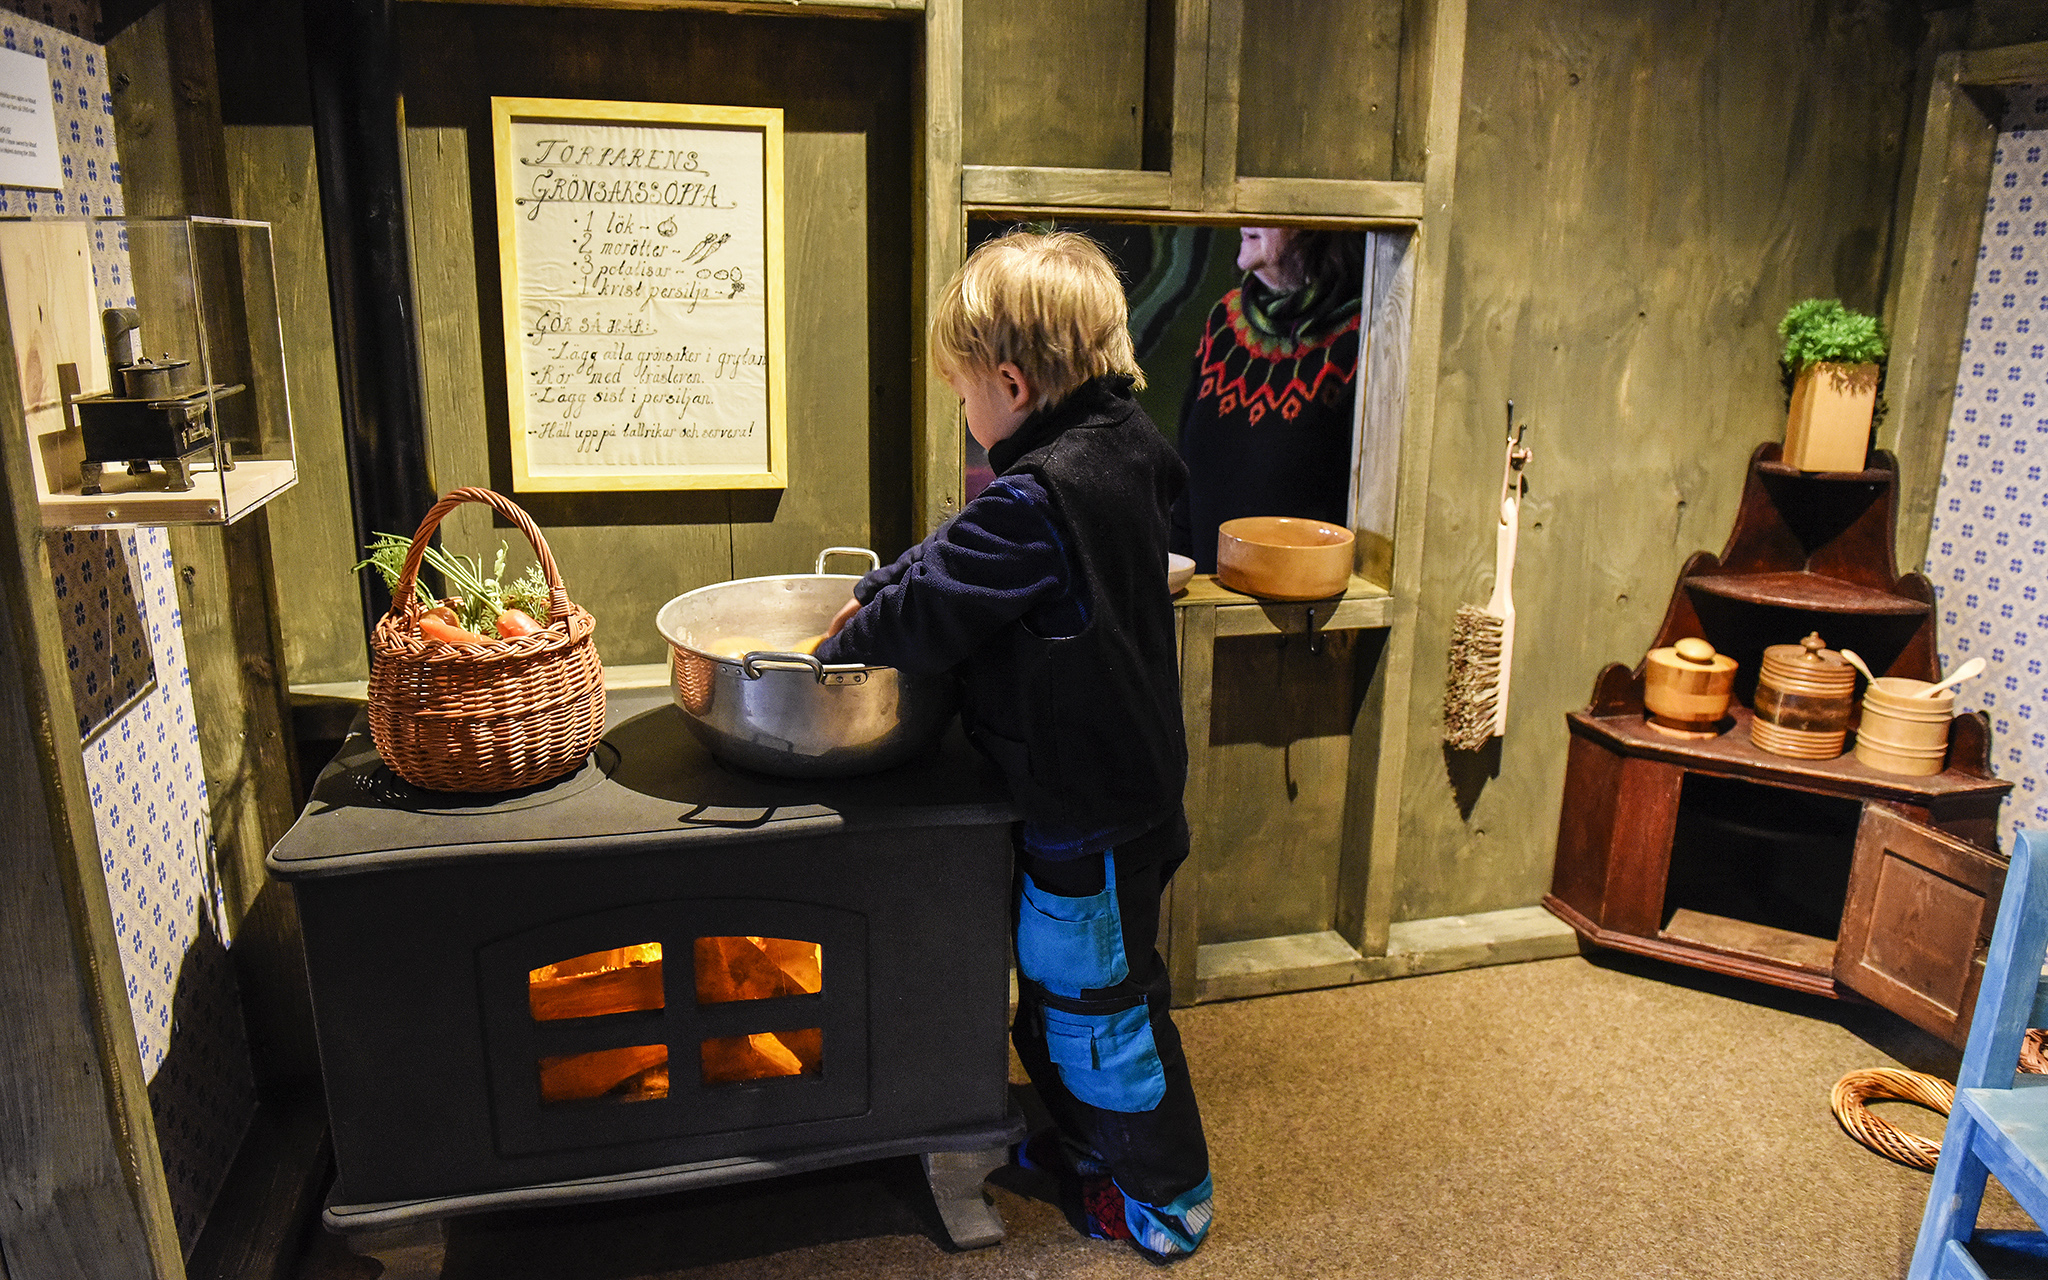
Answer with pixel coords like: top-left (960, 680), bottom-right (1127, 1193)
top-left (1750, 632), bottom-right (1856, 759)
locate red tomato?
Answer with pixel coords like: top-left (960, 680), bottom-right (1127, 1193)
top-left (419, 613), bottom-right (489, 645)
top-left (495, 608), bottom-right (544, 639)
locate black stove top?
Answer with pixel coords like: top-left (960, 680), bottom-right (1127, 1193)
top-left (269, 688), bottom-right (1015, 877)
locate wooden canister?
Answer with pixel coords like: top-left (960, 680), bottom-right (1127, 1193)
top-left (1751, 632), bottom-right (1856, 759)
top-left (1854, 676), bottom-right (1955, 776)
top-left (1643, 636), bottom-right (1737, 737)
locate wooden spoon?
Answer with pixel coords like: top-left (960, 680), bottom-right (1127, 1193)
top-left (1918, 656), bottom-right (1986, 699)
top-left (1838, 648), bottom-right (1878, 685)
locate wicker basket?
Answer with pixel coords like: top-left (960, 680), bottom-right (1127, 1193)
top-left (367, 487), bottom-right (604, 792)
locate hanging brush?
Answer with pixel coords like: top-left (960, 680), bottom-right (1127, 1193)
top-left (1444, 402), bottom-right (1532, 751)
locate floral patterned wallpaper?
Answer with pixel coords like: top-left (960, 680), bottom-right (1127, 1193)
top-left (1925, 83), bottom-right (2048, 852)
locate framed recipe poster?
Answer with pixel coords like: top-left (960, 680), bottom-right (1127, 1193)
top-left (493, 97), bottom-right (786, 491)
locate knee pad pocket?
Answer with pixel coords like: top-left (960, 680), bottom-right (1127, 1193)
top-left (1040, 1002), bottom-right (1167, 1113)
top-left (1017, 865), bottom-right (1129, 998)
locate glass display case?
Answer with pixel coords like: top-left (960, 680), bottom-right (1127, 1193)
top-left (0, 215), bottom-right (296, 527)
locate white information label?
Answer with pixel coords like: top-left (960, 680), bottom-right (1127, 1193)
top-left (0, 46), bottom-right (64, 192)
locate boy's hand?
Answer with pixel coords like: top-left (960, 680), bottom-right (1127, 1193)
top-left (823, 596), bottom-right (862, 639)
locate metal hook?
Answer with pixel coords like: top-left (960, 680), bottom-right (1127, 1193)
top-left (1305, 603), bottom-right (1325, 656)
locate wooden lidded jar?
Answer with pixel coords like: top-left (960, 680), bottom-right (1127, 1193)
top-left (1642, 637), bottom-right (1737, 737)
top-left (1750, 631), bottom-right (1856, 758)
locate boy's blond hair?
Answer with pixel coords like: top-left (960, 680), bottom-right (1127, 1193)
top-left (931, 229), bottom-right (1147, 408)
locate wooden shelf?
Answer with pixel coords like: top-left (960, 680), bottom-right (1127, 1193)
top-left (1754, 459), bottom-right (1890, 483)
top-left (1658, 908), bottom-right (1835, 977)
top-left (1550, 443), bottom-right (2012, 1040)
top-left (1172, 573), bottom-right (1391, 635)
top-left (1568, 707), bottom-right (2005, 803)
top-left (1682, 571), bottom-right (1932, 616)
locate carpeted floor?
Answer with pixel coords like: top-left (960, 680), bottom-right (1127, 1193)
top-left (294, 948), bottom-right (2029, 1280)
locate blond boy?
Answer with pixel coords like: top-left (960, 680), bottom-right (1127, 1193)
top-left (819, 231), bottom-right (1213, 1260)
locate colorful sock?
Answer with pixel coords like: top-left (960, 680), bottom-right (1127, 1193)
top-left (1080, 1175), bottom-right (1134, 1242)
top-left (1119, 1175), bottom-right (1215, 1263)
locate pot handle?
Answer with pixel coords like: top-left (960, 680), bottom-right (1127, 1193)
top-left (740, 651), bottom-right (826, 681)
top-left (816, 546), bottom-right (882, 575)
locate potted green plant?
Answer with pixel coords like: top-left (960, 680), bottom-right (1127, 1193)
top-left (1777, 298), bottom-right (1888, 472)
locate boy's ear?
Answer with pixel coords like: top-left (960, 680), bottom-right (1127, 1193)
top-left (995, 362), bottom-right (1035, 413)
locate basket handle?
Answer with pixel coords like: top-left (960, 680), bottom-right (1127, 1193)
top-left (388, 487), bottom-right (570, 626)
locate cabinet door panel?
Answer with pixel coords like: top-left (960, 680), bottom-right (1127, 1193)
top-left (1835, 804), bottom-right (2006, 1046)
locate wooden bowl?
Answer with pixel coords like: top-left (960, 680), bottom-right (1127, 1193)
top-left (1215, 517), bottom-right (1354, 600)
top-left (1167, 553), bottom-right (1196, 595)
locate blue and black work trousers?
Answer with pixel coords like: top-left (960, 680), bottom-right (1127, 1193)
top-left (1011, 813), bottom-right (1212, 1218)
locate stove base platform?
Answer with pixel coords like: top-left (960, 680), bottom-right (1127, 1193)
top-left (325, 1109), bottom-right (1027, 1275)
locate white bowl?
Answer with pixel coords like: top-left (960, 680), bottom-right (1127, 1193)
top-left (1167, 553), bottom-right (1196, 595)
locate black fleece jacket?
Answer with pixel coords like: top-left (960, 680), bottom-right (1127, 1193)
top-left (818, 377), bottom-right (1188, 857)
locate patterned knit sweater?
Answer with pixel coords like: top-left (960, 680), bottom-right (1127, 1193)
top-left (1171, 273), bottom-right (1363, 572)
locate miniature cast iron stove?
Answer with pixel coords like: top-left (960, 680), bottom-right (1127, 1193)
top-left (70, 308), bottom-right (244, 495)
top-left (267, 688), bottom-right (1023, 1277)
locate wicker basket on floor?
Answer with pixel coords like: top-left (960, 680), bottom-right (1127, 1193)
top-left (367, 487), bottom-right (604, 792)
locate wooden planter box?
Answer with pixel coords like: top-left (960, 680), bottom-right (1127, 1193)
top-left (1784, 360), bottom-right (1879, 472)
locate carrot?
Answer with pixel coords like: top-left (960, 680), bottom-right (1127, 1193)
top-left (419, 613), bottom-right (489, 645)
top-left (495, 608), bottom-right (543, 639)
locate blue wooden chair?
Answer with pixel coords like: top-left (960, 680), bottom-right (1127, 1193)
top-left (1910, 827), bottom-right (2048, 1279)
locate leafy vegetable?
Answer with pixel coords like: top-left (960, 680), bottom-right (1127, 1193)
top-left (1779, 299), bottom-right (1889, 371)
top-left (355, 534), bottom-right (554, 636)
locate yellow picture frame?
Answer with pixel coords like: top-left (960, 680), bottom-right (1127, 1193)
top-left (492, 97), bottom-right (786, 492)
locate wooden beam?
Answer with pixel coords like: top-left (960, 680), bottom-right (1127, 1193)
top-left (961, 165), bottom-right (1173, 208)
top-left (1200, 0), bottom-right (1242, 210)
top-left (1232, 176), bottom-right (1425, 219)
top-left (917, 0), bottom-right (966, 535)
top-left (0, 213), bottom-right (178, 1280)
top-left (1357, 0), bottom-right (1467, 957)
top-left (1955, 39), bottom-right (2048, 86)
top-left (1169, 600), bottom-right (1217, 1005)
top-left (1191, 907), bottom-right (1579, 1003)
top-left (1883, 51), bottom-right (2005, 577)
top-left (1168, 0), bottom-right (1208, 209)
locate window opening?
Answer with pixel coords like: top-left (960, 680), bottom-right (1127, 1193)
top-left (528, 942), bottom-right (664, 1021)
top-left (538, 1044), bottom-right (669, 1104)
top-left (694, 936), bottom-right (822, 1004)
top-left (700, 1028), bottom-right (823, 1085)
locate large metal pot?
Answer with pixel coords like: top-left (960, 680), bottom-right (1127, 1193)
top-left (654, 548), bottom-right (957, 777)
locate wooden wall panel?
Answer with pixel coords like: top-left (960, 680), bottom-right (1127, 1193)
top-left (326, 5), bottom-right (919, 669)
top-left (224, 126), bottom-right (367, 686)
top-left (1237, 0), bottom-right (1402, 181)
top-left (961, 0), bottom-right (1149, 170)
top-left (1393, 0), bottom-right (1925, 922)
top-left (1196, 629), bottom-right (1370, 943)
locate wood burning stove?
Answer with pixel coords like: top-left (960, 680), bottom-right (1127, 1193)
top-left (268, 689), bottom-right (1023, 1274)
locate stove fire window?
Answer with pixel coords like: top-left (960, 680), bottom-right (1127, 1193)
top-left (700, 1027), bottom-right (823, 1085)
top-left (538, 1044), bottom-right (671, 1104)
top-left (693, 936), bottom-right (822, 1003)
top-left (528, 943), bottom-right (665, 1021)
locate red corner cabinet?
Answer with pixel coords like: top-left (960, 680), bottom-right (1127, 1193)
top-left (1544, 443), bottom-right (2012, 1046)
